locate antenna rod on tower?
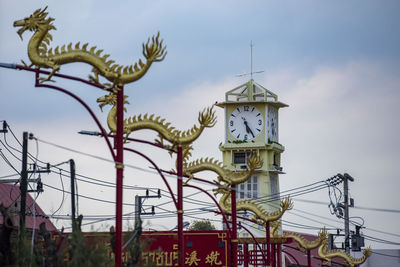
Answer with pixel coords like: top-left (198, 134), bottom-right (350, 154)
top-left (235, 41), bottom-right (264, 79)
top-left (250, 41), bottom-right (253, 79)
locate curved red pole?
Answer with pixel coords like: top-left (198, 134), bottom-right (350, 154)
top-left (282, 249), bottom-right (301, 267)
top-left (123, 147), bottom-right (177, 208)
top-left (155, 168), bottom-right (218, 186)
top-left (107, 135), bottom-right (166, 150)
top-left (22, 66), bottom-right (124, 265)
top-left (33, 70), bottom-right (116, 161)
top-left (183, 183), bottom-right (232, 236)
top-left (17, 64), bottom-right (105, 89)
top-left (238, 223), bottom-right (268, 265)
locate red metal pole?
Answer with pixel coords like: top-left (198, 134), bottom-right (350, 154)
top-left (307, 250), bottom-right (311, 267)
top-left (266, 221), bottom-right (271, 266)
top-left (177, 146), bottom-right (184, 266)
top-left (277, 244), bottom-right (282, 267)
top-left (33, 70), bottom-right (116, 161)
top-left (244, 243), bottom-right (249, 267)
top-left (272, 243), bottom-right (276, 267)
top-left (115, 86), bottom-right (124, 267)
top-left (183, 184), bottom-right (232, 236)
top-left (238, 223), bottom-right (268, 265)
top-left (231, 185), bottom-right (238, 267)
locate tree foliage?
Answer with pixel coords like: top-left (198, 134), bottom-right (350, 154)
top-left (188, 220), bottom-right (216, 231)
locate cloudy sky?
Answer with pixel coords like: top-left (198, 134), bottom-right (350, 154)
top-left (1, 0), bottom-right (399, 251)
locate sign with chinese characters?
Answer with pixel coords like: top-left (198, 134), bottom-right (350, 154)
top-left (51, 230), bottom-right (231, 266)
top-left (141, 231), bottom-right (231, 266)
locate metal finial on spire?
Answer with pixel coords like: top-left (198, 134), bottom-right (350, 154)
top-left (236, 41), bottom-right (264, 79)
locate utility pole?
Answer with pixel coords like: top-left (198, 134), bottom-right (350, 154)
top-left (338, 173), bottom-right (354, 253)
top-left (18, 132), bottom-right (50, 242)
top-left (135, 189), bottom-right (161, 225)
top-left (19, 132), bottom-right (28, 241)
top-left (70, 159), bottom-right (76, 231)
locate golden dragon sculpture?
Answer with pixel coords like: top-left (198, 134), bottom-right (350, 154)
top-left (14, 7), bottom-right (166, 85)
top-left (269, 221), bottom-right (327, 252)
top-left (214, 187), bottom-right (293, 224)
top-left (182, 154), bottom-right (263, 185)
top-left (97, 92), bottom-right (216, 146)
top-left (318, 233), bottom-right (371, 267)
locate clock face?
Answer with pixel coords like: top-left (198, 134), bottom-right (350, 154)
top-left (268, 106), bottom-right (278, 142)
top-left (228, 105), bottom-right (264, 141)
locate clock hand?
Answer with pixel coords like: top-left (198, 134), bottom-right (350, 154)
top-left (243, 120), bottom-right (255, 138)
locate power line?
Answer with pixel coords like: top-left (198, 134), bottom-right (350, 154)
top-left (254, 180), bottom-right (328, 204)
top-left (371, 251), bottom-right (400, 258)
top-left (0, 173), bottom-right (19, 179)
top-left (0, 149), bottom-right (21, 175)
top-left (4, 125), bottom-right (399, 247)
top-left (43, 183), bottom-right (135, 207)
top-left (364, 235), bottom-right (400, 246)
top-left (293, 198), bottom-right (400, 214)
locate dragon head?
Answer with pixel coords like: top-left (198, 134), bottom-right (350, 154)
top-left (198, 105), bottom-right (217, 128)
top-left (14, 6), bottom-right (55, 40)
top-left (213, 185), bottom-right (230, 197)
top-left (97, 92), bottom-right (129, 111)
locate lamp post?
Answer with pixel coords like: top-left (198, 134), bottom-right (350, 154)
top-left (1, 64), bottom-right (127, 265)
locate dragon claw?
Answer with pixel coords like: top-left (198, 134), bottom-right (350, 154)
top-left (38, 76), bottom-right (56, 83)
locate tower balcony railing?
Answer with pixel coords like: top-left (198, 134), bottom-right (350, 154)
top-left (268, 164), bottom-right (285, 174)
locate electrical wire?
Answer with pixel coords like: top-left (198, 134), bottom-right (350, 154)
top-left (2, 123), bottom-right (40, 163)
top-left (254, 180), bottom-right (328, 204)
top-left (0, 181), bottom-right (18, 202)
top-left (0, 138), bottom-right (21, 161)
top-left (371, 251), bottom-right (400, 258)
top-left (0, 173), bottom-right (19, 179)
top-left (0, 149), bottom-right (21, 175)
top-left (43, 182), bottom-right (135, 207)
top-left (364, 234), bottom-right (400, 246)
top-left (34, 136), bottom-right (218, 188)
top-left (293, 197), bottom-right (400, 214)
top-left (4, 125), bottom-right (399, 247)
top-left (50, 170), bottom-right (65, 217)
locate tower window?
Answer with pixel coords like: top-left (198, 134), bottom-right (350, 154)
top-left (233, 152), bottom-right (251, 165)
top-left (270, 174), bottom-right (279, 197)
top-left (237, 175), bottom-right (258, 200)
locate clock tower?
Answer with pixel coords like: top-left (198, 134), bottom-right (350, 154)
top-left (216, 78), bottom-right (288, 237)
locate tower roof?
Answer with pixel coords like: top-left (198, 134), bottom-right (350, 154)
top-left (217, 79), bottom-right (288, 108)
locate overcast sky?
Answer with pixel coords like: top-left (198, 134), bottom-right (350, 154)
top-left (1, 0), bottom-right (399, 251)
